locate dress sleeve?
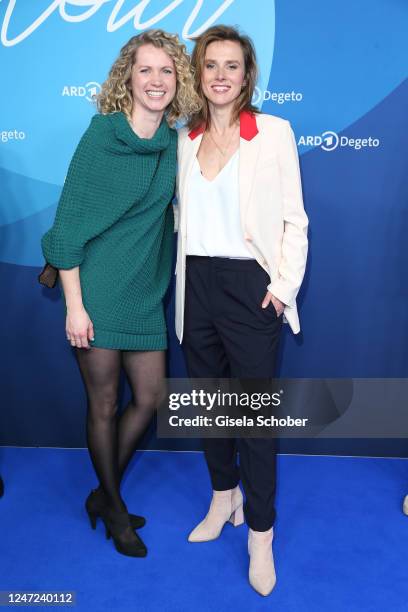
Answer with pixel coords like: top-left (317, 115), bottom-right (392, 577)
top-left (41, 115), bottom-right (120, 269)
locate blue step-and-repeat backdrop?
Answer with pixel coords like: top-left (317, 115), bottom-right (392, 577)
top-left (0, 1), bottom-right (407, 454)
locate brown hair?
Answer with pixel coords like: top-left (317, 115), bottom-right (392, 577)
top-left (97, 29), bottom-right (201, 127)
top-left (188, 25), bottom-right (259, 131)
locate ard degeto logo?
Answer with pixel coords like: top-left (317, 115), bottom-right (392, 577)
top-left (252, 87), bottom-right (303, 107)
top-left (62, 81), bottom-right (101, 103)
top-left (1, 129), bottom-right (26, 143)
top-left (298, 131), bottom-right (380, 152)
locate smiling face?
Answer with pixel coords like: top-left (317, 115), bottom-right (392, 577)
top-left (201, 40), bottom-right (246, 112)
top-left (130, 43), bottom-right (177, 117)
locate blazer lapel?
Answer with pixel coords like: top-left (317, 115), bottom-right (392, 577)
top-left (182, 112), bottom-right (260, 233)
top-left (239, 132), bottom-right (261, 228)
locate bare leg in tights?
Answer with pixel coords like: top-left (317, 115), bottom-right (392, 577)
top-left (118, 350), bottom-right (165, 481)
top-left (76, 347), bottom-right (165, 523)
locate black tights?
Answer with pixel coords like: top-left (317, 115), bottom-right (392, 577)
top-left (76, 347), bottom-right (165, 512)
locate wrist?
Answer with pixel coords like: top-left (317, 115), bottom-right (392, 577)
top-left (66, 301), bottom-right (85, 313)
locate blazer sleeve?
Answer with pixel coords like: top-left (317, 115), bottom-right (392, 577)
top-left (173, 127), bottom-right (189, 234)
top-left (173, 170), bottom-right (180, 233)
top-left (41, 115), bottom-right (125, 270)
top-left (268, 120), bottom-right (309, 307)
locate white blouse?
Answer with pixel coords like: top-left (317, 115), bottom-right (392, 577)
top-left (185, 150), bottom-right (254, 259)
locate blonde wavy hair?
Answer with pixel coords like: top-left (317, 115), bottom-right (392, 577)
top-left (97, 29), bottom-right (201, 126)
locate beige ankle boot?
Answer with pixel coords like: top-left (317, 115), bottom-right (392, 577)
top-left (188, 485), bottom-right (244, 542)
top-left (403, 495), bottom-right (408, 516)
top-left (248, 527), bottom-right (276, 596)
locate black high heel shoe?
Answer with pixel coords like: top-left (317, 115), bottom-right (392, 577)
top-left (101, 508), bottom-right (147, 557)
top-left (85, 489), bottom-right (146, 531)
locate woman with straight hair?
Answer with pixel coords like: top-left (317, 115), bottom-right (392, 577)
top-left (175, 25), bottom-right (308, 595)
top-left (41, 30), bottom-right (199, 558)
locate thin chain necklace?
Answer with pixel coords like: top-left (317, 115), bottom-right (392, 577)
top-left (206, 123), bottom-right (239, 157)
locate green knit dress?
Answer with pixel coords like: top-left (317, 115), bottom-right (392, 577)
top-left (42, 112), bottom-right (176, 350)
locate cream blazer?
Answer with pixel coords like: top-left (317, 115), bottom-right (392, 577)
top-left (175, 111), bottom-right (308, 342)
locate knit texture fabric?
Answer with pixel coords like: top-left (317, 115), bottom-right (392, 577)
top-left (42, 112), bottom-right (176, 350)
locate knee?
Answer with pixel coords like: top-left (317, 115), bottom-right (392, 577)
top-left (131, 386), bottom-right (166, 414)
top-left (88, 389), bottom-right (118, 421)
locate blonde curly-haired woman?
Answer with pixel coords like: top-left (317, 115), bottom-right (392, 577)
top-left (41, 30), bottom-right (200, 558)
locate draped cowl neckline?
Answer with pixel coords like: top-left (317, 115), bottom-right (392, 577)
top-left (109, 111), bottom-right (171, 154)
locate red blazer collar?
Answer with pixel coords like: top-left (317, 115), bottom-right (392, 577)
top-left (188, 110), bottom-right (259, 141)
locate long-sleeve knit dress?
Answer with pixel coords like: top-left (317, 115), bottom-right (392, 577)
top-left (41, 111), bottom-right (177, 350)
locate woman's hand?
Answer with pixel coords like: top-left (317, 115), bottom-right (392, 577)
top-left (59, 267), bottom-right (93, 349)
top-left (66, 307), bottom-right (94, 349)
top-left (261, 291), bottom-right (285, 317)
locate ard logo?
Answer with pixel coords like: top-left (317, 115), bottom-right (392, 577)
top-left (298, 132), bottom-right (339, 151)
top-left (62, 81), bottom-right (101, 103)
top-left (298, 131), bottom-right (380, 152)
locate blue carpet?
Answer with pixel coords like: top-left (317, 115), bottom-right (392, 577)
top-left (0, 449), bottom-right (407, 611)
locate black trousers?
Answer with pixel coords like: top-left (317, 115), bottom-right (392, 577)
top-left (182, 256), bottom-right (282, 531)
